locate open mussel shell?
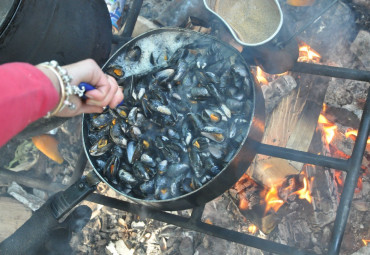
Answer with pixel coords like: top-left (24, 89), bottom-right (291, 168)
top-left (82, 28), bottom-right (264, 211)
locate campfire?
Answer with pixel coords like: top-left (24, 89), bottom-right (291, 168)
top-left (0, 0), bottom-right (369, 255)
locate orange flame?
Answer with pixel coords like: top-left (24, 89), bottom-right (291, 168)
top-left (256, 66), bottom-right (269, 85)
top-left (345, 129), bottom-right (370, 144)
top-left (264, 185), bottom-right (284, 214)
top-left (356, 177), bottom-right (363, 193)
top-left (318, 114), bottom-right (337, 144)
top-left (239, 197), bottom-right (249, 211)
top-left (298, 42), bottom-right (321, 63)
top-left (363, 239), bottom-right (370, 246)
top-left (248, 224), bottom-right (258, 234)
top-left (334, 171), bottom-right (344, 188)
top-left (293, 176), bottom-right (314, 203)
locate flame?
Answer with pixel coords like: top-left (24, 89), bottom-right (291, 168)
top-left (298, 42), bottom-right (321, 63)
top-left (264, 185), bottom-right (284, 214)
top-left (345, 129), bottom-right (370, 144)
top-left (256, 66), bottom-right (269, 85)
top-left (293, 176), bottom-right (314, 203)
top-left (334, 171), bottom-right (344, 188)
top-left (248, 224), bottom-right (258, 234)
top-left (318, 114), bottom-right (337, 144)
top-left (363, 239), bottom-right (370, 246)
top-left (356, 177), bottom-right (363, 193)
top-left (239, 197), bottom-right (249, 211)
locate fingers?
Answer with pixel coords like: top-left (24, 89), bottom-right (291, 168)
top-left (57, 59), bottom-right (124, 117)
top-left (84, 75), bottom-right (123, 108)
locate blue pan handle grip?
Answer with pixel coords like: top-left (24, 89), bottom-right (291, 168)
top-left (77, 82), bottom-right (124, 107)
top-left (78, 82), bottom-right (95, 100)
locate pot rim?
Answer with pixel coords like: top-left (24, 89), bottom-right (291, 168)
top-left (82, 28), bottom-right (265, 210)
top-left (203, 0), bottom-right (284, 47)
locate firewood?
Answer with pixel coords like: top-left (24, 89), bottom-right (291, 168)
top-left (247, 74), bottom-right (331, 187)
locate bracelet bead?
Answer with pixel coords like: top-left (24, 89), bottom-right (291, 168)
top-left (40, 60), bottom-right (85, 118)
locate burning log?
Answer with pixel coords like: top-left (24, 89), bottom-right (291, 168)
top-left (247, 73), bottom-right (331, 186)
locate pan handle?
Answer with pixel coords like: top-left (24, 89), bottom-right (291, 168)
top-left (50, 171), bottom-right (100, 219)
top-left (0, 171), bottom-right (100, 254)
top-left (78, 82), bottom-right (124, 106)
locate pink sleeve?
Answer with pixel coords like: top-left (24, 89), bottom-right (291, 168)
top-left (0, 62), bottom-right (59, 146)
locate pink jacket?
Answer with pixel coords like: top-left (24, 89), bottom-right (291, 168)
top-left (0, 63), bottom-right (59, 146)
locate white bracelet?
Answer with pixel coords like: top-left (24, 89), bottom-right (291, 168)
top-left (40, 60), bottom-right (85, 118)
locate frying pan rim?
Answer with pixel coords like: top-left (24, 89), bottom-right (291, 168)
top-left (82, 27), bottom-right (259, 208)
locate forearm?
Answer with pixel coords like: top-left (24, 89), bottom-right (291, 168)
top-left (0, 63), bottom-right (59, 146)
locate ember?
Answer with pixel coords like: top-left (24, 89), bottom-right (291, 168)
top-left (248, 224), bottom-right (258, 234)
top-left (345, 129), bottom-right (370, 144)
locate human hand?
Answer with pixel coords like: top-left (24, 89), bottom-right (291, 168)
top-left (38, 59), bottom-right (123, 117)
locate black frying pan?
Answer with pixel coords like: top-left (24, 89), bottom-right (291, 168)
top-left (82, 28), bottom-right (265, 210)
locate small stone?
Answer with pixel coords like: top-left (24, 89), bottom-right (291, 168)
top-left (202, 236), bottom-right (210, 249)
top-left (179, 237), bottom-right (194, 255)
top-left (313, 246), bottom-right (322, 255)
top-left (115, 239), bottom-right (134, 255)
top-left (106, 241), bottom-right (118, 255)
top-left (118, 218), bottom-right (127, 228)
top-left (166, 236), bottom-right (178, 248)
top-left (350, 30), bottom-right (370, 68)
top-left (351, 244), bottom-right (370, 255)
top-left (352, 200), bottom-right (369, 212)
top-left (131, 221), bottom-right (145, 229)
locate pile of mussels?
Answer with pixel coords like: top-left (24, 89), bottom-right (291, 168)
top-left (86, 36), bottom-right (254, 201)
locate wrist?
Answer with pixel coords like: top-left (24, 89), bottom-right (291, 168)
top-left (37, 61), bottom-right (85, 118)
top-left (36, 65), bottom-right (62, 96)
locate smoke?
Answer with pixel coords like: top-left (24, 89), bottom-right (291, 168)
top-left (155, 0), bottom-right (209, 27)
top-left (279, 0), bottom-right (356, 63)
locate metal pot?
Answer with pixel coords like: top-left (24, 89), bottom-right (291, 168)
top-left (203, 0), bottom-right (299, 74)
top-left (82, 28), bottom-right (265, 211)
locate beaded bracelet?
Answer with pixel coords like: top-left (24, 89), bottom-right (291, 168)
top-left (40, 60), bottom-right (85, 118)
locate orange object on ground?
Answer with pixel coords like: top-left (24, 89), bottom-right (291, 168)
top-left (32, 134), bottom-right (64, 164)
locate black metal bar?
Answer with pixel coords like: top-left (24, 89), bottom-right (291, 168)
top-left (328, 90), bottom-right (370, 255)
top-left (189, 204), bottom-right (205, 224)
top-left (256, 143), bottom-right (349, 172)
top-left (121, 0), bottom-right (143, 38)
top-left (86, 193), bottom-right (316, 255)
top-left (291, 62), bottom-right (370, 82)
